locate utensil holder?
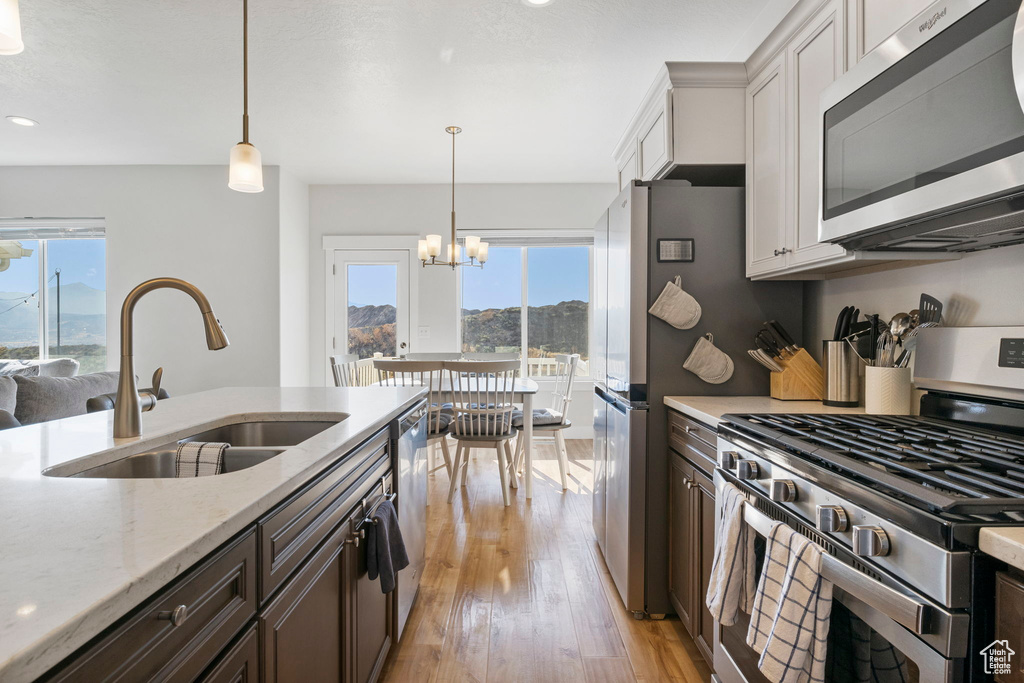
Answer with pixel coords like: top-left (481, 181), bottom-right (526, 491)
top-left (769, 348), bottom-right (824, 401)
top-left (822, 340), bottom-right (860, 407)
top-left (865, 366), bottom-right (912, 415)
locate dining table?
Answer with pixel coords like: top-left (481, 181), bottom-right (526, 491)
top-left (375, 373), bottom-right (541, 498)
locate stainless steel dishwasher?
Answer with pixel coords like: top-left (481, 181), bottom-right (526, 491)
top-left (392, 400), bottom-right (427, 642)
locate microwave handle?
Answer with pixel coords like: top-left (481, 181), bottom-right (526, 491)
top-left (1013, 1), bottom-right (1024, 113)
top-left (740, 500), bottom-right (929, 635)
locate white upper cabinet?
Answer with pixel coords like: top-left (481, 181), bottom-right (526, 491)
top-left (745, 55), bottom-right (789, 277)
top-left (614, 62), bottom-right (746, 187)
top-left (786, 0), bottom-right (848, 268)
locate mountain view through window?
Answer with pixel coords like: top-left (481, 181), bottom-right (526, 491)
top-left (0, 238), bottom-right (106, 373)
top-left (462, 245), bottom-right (589, 376)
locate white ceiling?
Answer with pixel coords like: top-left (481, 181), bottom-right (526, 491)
top-left (0, 0), bottom-right (789, 184)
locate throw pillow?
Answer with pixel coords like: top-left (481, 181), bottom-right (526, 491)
top-left (13, 372), bottom-right (120, 425)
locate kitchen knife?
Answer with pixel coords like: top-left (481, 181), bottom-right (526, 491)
top-left (755, 330), bottom-right (784, 359)
top-left (764, 320), bottom-right (798, 353)
top-left (753, 349), bottom-right (784, 372)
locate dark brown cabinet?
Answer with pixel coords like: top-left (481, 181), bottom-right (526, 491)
top-left (667, 409), bottom-right (717, 668)
top-left (43, 426), bottom-right (398, 683)
top-left (996, 570), bottom-right (1024, 683)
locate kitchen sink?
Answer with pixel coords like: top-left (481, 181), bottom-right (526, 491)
top-left (72, 446), bottom-right (287, 478)
top-left (48, 419), bottom-right (342, 479)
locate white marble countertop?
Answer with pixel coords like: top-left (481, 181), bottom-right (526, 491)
top-left (0, 386), bottom-right (425, 683)
top-left (980, 528), bottom-right (1024, 572)
top-left (664, 395), bottom-right (865, 428)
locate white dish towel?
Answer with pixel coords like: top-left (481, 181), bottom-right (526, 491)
top-left (175, 441), bottom-right (228, 477)
top-left (705, 482), bottom-right (756, 625)
top-left (747, 521), bottom-right (833, 683)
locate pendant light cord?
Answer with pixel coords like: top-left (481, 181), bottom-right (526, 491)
top-left (450, 127), bottom-right (457, 264)
top-left (242, 0), bottom-right (249, 144)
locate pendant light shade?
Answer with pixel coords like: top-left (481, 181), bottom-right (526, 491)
top-left (419, 127), bottom-right (483, 270)
top-left (228, 142), bottom-right (264, 193)
top-left (228, 0), bottom-right (263, 193)
top-left (0, 0), bottom-right (24, 55)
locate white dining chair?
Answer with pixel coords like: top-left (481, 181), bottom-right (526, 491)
top-left (511, 353), bottom-right (579, 490)
top-left (329, 354), bottom-right (359, 387)
top-left (443, 360), bottom-right (520, 506)
top-left (375, 359), bottom-right (453, 478)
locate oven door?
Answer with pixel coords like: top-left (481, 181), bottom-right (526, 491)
top-left (819, 0), bottom-right (1024, 250)
top-left (711, 472), bottom-right (967, 683)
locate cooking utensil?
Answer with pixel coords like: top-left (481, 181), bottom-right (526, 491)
top-left (753, 349), bottom-right (784, 372)
top-left (889, 313), bottom-right (912, 344)
top-left (748, 349), bottom-right (774, 371)
top-left (764, 320), bottom-right (798, 353)
top-left (876, 330), bottom-right (898, 368)
top-left (833, 305), bottom-right (854, 341)
top-left (868, 314), bottom-right (879, 364)
top-left (918, 293), bottom-right (943, 324)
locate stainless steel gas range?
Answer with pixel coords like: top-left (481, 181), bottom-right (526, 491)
top-left (712, 327), bottom-right (1024, 683)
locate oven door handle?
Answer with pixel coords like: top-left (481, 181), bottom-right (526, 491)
top-left (741, 501), bottom-right (930, 635)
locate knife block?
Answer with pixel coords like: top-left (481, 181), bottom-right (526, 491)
top-left (770, 349), bottom-right (825, 401)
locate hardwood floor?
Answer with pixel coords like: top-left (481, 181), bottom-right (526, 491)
top-left (381, 438), bottom-right (713, 683)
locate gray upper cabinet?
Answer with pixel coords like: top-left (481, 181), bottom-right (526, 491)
top-left (745, 53), bottom-right (789, 278)
top-left (786, 0), bottom-right (848, 269)
top-left (614, 62), bottom-right (747, 188)
top-left (743, 0), bottom-right (959, 280)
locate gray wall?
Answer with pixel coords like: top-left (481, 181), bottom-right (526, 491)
top-left (0, 165), bottom-right (309, 395)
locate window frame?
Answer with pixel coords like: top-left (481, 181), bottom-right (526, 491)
top-left (457, 230), bottom-right (593, 382)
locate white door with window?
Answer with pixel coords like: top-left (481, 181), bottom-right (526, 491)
top-left (330, 249), bottom-right (411, 362)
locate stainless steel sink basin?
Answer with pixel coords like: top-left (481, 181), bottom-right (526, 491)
top-left (73, 447), bottom-right (286, 478)
top-left (179, 420), bottom-right (339, 448)
top-left (52, 419), bottom-right (341, 479)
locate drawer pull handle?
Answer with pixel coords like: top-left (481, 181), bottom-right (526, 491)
top-left (347, 528), bottom-right (366, 547)
top-left (158, 604), bottom-right (188, 627)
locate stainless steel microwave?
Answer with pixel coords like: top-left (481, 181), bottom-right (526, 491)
top-left (819, 0), bottom-right (1024, 252)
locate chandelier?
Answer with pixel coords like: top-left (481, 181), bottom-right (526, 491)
top-left (419, 126), bottom-right (487, 269)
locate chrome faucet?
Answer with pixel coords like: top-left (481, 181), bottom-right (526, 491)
top-left (114, 278), bottom-right (229, 438)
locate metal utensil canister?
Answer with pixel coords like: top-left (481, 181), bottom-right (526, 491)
top-left (822, 340), bottom-right (860, 407)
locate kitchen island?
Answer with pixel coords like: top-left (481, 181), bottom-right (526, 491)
top-left (0, 386), bottom-right (425, 683)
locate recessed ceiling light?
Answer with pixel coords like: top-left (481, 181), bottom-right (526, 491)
top-left (522, 0), bottom-right (553, 6)
top-left (6, 115), bottom-right (37, 126)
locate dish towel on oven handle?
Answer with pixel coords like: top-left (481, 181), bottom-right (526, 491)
top-left (747, 521), bottom-right (833, 683)
top-left (706, 482), bottom-right (756, 626)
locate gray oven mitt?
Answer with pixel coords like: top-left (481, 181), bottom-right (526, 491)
top-left (649, 276), bottom-right (701, 329)
top-left (683, 333), bottom-right (734, 384)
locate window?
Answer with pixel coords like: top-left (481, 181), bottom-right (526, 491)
top-left (461, 237), bottom-right (590, 378)
top-left (346, 263), bottom-right (398, 359)
top-left (0, 223), bottom-right (106, 373)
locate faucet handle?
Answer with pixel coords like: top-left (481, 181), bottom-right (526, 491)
top-left (152, 367), bottom-right (163, 398)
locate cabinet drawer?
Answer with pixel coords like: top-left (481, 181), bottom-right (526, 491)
top-left (667, 409), bottom-right (717, 474)
top-left (46, 530), bottom-right (257, 683)
top-left (259, 428), bottom-right (389, 602)
top-left (198, 622), bottom-right (259, 683)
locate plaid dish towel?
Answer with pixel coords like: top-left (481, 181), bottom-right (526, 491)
top-left (850, 612), bottom-right (910, 682)
top-left (747, 522), bottom-right (833, 683)
top-left (706, 482), bottom-right (756, 625)
top-left (175, 441), bottom-right (228, 477)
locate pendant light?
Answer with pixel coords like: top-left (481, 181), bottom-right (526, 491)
top-left (228, 0), bottom-right (263, 193)
top-left (420, 126), bottom-right (486, 269)
top-left (0, 0), bottom-right (24, 55)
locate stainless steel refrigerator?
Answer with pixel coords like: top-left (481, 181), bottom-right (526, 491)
top-left (592, 180), bottom-right (803, 618)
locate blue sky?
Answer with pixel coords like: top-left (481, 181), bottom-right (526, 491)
top-left (0, 239), bottom-right (106, 293)
top-left (347, 264), bottom-right (397, 307)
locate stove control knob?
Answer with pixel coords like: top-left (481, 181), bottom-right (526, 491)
top-left (816, 505), bottom-right (849, 533)
top-left (736, 460), bottom-right (760, 481)
top-left (719, 451), bottom-right (738, 470)
top-left (770, 480), bottom-right (797, 503)
top-left (853, 525), bottom-right (891, 557)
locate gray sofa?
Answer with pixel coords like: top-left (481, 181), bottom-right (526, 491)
top-left (0, 371), bottom-right (121, 428)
